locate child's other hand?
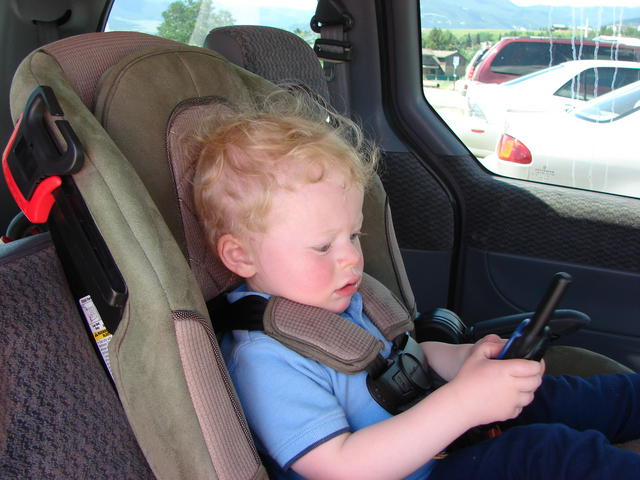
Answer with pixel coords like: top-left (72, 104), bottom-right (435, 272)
top-left (448, 340), bottom-right (544, 426)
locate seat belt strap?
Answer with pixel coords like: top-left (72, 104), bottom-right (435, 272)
top-left (33, 9), bottom-right (71, 46)
top-left (34, 20), bottom-right (60, 46)
top-left (312, 1), bottom-right (353, 116)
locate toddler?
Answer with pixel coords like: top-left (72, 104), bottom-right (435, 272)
top-left (193, 95), bottom-right (640, 480)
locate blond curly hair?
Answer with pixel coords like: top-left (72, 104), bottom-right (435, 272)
top-left (193, 91), bottom-right (379, 253)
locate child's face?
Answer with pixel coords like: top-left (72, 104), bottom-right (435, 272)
top-left (241, 172), bottom-right (365, 313)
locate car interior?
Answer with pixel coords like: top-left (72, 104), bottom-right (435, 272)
top-left (2, 1), bottom-right (640, 479)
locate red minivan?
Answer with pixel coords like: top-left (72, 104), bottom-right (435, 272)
top-left (472, 37), bottom-right (640, 84)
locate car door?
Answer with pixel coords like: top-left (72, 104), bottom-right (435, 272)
top-left (341, 0), bottom-right (640, 370)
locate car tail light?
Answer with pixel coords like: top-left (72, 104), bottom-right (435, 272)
top-left (467, 66), bottom-right (475, 79)
top-left (497, 134), bottom-right (532, 164)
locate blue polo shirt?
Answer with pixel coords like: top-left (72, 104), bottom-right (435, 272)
top-left (221, 288), bottom-right (436, 479)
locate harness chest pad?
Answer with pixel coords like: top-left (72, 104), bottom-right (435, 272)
top-left (262, 273), bottom-right (414, 374)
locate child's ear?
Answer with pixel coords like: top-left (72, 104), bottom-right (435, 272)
top-left (217, 233), bottom-right (257, 279)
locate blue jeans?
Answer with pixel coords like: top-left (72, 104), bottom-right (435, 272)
top-left (430, 374), bottom-right (640, 479)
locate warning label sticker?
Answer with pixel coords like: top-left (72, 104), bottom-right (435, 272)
top-left (79, 295), bottom-right (113, 378)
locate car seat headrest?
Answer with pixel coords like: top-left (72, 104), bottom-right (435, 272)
top-left (12, 31), bottom-right (272, 300)
top-left (164, 101), bottom-right (241, 299)
top-left (92, 42), bottom-right (276, 300)
top-left (205, 25), bottom-right (331, 106)
top-left (38, 32), bottom-right (179, 110)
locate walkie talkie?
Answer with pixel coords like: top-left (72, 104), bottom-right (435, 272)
top-left (498, 272), bottom-right (573, 361)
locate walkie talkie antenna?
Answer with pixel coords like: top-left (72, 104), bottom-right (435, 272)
top-left (528, 272), bottom-right (572, 339)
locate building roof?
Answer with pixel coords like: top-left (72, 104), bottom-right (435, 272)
top-left (422, 48), bottom-right (459, 59)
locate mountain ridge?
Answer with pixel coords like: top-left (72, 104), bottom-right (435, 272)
top-left (421, 0), bottom-right (640, 30)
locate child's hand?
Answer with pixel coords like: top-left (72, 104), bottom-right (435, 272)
top-left (448, 339), bottom-right (544, 426)
top-left (475, 333), bottom-right (505, 346)
top-left (421, 335), bottom-right (508, 382)
top-left (469, 334), bottom-right (505, 356)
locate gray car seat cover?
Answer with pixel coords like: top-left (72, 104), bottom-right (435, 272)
top-left (205, 25), bottom-right (331, 105)
top-left (10, 32), bottom-right (268, 480)
top-left (0, 234), bottom-right (154, 479)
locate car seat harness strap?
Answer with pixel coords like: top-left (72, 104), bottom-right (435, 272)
top-left (211, 273), bottom-right (444, 414)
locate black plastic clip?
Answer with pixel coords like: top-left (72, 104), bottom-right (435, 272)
top-left (313, 38), bottom-right (352, 63)
top-left (310, 12), bottom-right (354, 33)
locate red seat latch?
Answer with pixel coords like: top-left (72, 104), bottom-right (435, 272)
top-left (2, 86), bottom-right (83, 223)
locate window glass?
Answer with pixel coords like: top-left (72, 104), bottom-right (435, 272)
top-left (420, 0), bottom-right (640, 198)
top-left (106, 0), bottom-right (317, 45)
top-left (555, 67), bottom-right (640, 100)
top-left (576, 81), bottom-right (640, 121)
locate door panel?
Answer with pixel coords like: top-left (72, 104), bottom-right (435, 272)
top-left (462, 246), bottom-right (640, 369)
top-left (379, 151), bottom-right (456, 312)
top-left (450, 156), bottom-right (640, 370)
top-left (366, 0), bottom-right (640, 371)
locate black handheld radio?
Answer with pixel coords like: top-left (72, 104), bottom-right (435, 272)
top-left (498, 272), bottom-right (573, 361)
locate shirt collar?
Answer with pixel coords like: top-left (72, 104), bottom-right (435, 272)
top-left (227, 285), bottom-right (363, 321)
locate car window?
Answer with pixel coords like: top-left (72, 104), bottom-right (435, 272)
top-left (555, 67), bottom-right (640, 101)
top-left (105, 0), bottom-right (317, 44)
top-left (492, 41), bottom-right (639, 76)
top-left (420, 0), bottom-right (640, 199)
top-left (503, 64), bottom-right (565, 86)
top-left (576, 81), bottom-right (640, 122)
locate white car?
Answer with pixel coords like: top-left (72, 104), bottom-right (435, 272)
top-left (458, 60), bottom-right (640, 157)
top-left (481, 80), bottom-right (640, 198)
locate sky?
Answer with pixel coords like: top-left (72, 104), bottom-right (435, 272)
top-left (217, 0), bottom-right (640, 7)
top-left (107, 0), bottom-right (640, 34)
top-left (213, 0), bottom-right (316, 25)
top-left (213, 0), bottom-right (640, 26)
top-left (214, 0), bottom-right (640, 6)
top-left (133, 0), bottom-right (640, 8)
top-left (511, 1), bottom-right (640, 5)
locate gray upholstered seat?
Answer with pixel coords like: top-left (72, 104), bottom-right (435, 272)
top-left (205, 25), bottom-right (331, 105)
top-left (0, 233), bottom-right (155, 479)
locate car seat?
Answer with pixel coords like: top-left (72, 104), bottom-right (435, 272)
top-left (5, 31), bottom-right (269, 480)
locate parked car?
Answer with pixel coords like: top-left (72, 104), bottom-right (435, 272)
top-left (459, 60), bottom-right (640, 157)
top-left (481, 80), bottom-right (640, 198)
top-left (461, 43), bottom-right (491, 94)
top-left (471, 36), bottom-right (640, 85)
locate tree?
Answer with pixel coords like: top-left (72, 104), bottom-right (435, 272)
top-left (424, 28), bottom-right (457, 50)
top-left (465, 33), bottom-right (472, 48)
top-left (157, 0), bottom-right (234, 45)
top-left (293, 27), bottom-right (318, 47)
